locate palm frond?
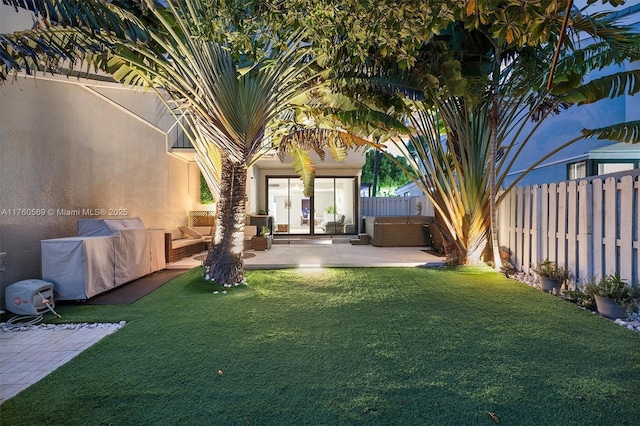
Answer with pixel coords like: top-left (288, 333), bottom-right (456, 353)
top-left (560, 70), bottom-right (640, 104)
top-left (290, 147), bottom-right (316, 197)
top-left (582, 120), bottom-right (640, 143)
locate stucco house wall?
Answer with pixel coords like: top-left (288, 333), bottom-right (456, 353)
top-left (0, 77), bottom-right (197, 307)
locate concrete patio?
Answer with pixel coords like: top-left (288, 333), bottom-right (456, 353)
top-left (168, 239), bottom-right (446, 270)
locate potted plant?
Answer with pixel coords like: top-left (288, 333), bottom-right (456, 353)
top-left (251, 226), bottom-right (272, 251)
top-left (533, 260), bottom-right (568, 293)
top-left (584, 274), bottom-right (637, 319)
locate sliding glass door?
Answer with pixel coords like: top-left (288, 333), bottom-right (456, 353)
top-left (314, 178), bottom-right (356, 235)
top-left (267, 177), bottom-right (357, 235)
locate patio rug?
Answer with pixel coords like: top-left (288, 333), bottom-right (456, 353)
top-left (87, 269), bottom-right (189, 305)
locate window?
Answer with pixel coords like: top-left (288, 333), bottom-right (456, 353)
top-left (567, 161), bottom-right (587, 180)
top-left (597, 162), bottom-right (635, 175)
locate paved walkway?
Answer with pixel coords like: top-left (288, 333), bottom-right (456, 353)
top-left (1, 243), bottom-right (444, 404)
top-left (0, 323), bottom-right (122, 403)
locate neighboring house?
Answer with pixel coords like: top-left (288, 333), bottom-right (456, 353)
top-left (360, 182), bottom-right (372, 197)
top-left (503, 2), bottom-right (640, 187)
top-left (0, 3), bottom-right (366, 308)
top-left (395, 181), bottom-right (424, 197)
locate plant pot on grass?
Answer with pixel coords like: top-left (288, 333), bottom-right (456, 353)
top-left (533, 260), bottom-right (568, 293)
top-left (584, 274), bottom-right (637, 319)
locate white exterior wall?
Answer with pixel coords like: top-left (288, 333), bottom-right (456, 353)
top-left (253, 150), bottom-right (365, 215)
top-left (0, 77), bottom-right (198, 306)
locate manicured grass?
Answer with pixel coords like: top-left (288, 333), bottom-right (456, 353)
top-left (2, 267), bottom-right (640, 425)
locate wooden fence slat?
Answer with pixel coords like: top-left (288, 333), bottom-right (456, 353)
top-left (577, 180), bottom-right (592, 282)
top-left (604, 177), bottom-right (617, 276)
top-left (508, 189), bottom-right (517, 263)
top-left (514, 187), bottom-right (525, 268)
top-left (557, 182), bottom-right (568, 268)
top-left (523, 186), bottom-right (532, 273)
top-left (635, 177), bottom-right (640, 285)
top-left (498, 170), bottom-right (640, 284)
top-left (531, 185), bottom-right (542, 274)
top-left (548, 183), bottom-right (558, 263)
top-left (592, 178), bottom-right (604, 280)
top-left (540, 184), bottom-right (549, 262)
top-left (619, 175), bottom-right (633, 282)
top-left (567, 181), bottom-right (578, 276)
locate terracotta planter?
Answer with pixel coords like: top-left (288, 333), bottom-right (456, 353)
top-left (538, 276), bottom-right (562, 293)
top-left (594, 295), bottom-right (628, 319)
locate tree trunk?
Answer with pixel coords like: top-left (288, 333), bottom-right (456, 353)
top-left (433, 210), bottom-right (487, 266)
top-left (489, 46), bottom-right (502, 271)
top-left (205, 157), bottom-right (247, 286)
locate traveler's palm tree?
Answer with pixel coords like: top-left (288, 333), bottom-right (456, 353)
top-left (317, 7), bottom-right (640, 265)
top-left (401, 10), bottom-right (640, 265)
top-left (0, 0), bottom-right (321, 285)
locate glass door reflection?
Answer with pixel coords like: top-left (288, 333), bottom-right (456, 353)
top-left (268, 178), bottom-right (311, 235)
top-left (267, 177), bottom-right (356, 236)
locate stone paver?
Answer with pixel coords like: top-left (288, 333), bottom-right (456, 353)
top-left (0, 323), bottom-right (123, 403)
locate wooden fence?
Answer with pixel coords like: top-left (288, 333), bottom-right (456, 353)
top-left (360, 195), bottom-right (435, 217)
top-left (498, 169), bottom-right (640, 285)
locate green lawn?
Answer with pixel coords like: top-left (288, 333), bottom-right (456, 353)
top-left (2, 267), bottom-right (640, 425)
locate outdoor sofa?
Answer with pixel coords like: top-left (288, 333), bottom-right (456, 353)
top-left (164, 226), bottom-right (212, 263)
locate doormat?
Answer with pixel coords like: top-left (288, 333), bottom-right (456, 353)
top-left (86, 269), bottom-right (188, 305)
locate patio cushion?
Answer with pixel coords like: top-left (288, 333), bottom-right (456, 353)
top-left (169, 228), bottom-right (183, 240)
top-left (171, 237), bottom-right (202, 249)
top-left (180, 226), bottom-right (203, 238)
top-left (192, 226), bottom-right (213, 236)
